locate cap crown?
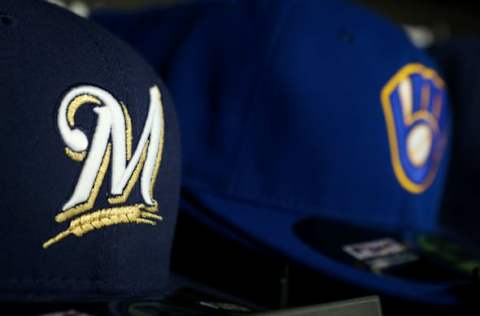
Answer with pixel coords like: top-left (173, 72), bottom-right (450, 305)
top-left (160, 0), bottom-right (450, 231)
top-left (0, 0), bottom-right (180, 300)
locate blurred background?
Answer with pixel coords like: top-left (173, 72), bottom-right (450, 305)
top-left (55, 0), bottom-right (480, 38)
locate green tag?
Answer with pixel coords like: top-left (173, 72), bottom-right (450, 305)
top-left (416, 234), bottom-right (480, 275)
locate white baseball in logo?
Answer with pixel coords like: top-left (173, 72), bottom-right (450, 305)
top-left (407, 124), bottom-right (432, 167)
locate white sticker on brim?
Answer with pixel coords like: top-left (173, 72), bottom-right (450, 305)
top-left (367, 252), bottom-right (419, 272)
top-left (343, 238), bottom-right (409, 261)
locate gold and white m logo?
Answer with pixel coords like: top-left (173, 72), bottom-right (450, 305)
top-left (43, 85), bottom-right (165, 249)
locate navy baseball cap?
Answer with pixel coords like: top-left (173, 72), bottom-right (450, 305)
top-left (93, 0), bottom-right (474, 305)
top-left (0, 0), bottom-right (180, 301)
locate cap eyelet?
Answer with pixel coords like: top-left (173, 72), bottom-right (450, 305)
top-left (0, 14), bottom-right (15, 28)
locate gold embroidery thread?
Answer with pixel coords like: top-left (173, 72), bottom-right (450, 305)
top-left (108, 142), bottom-right (150, 205)
top-left (45, 85), bottom-right (165, 249)
top-left (65, 148), bottom-right (87, 162)
top-left (43, 204), bottom-right (162, 249)
top-left (55, 144), bottom-right (112, 223)
top-left (381, 64), bottom-right (445, 193)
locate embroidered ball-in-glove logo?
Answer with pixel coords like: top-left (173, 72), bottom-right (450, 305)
top-left (381, 64), bottom-right (448, 194)
top-left (43, 85), bottom-right (165, 249)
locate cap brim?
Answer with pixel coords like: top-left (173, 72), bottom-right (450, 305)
top-left (181, 190), bottom-right (463, 305)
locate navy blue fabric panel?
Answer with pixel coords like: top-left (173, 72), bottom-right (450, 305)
top-left (0, 0), bottom-right (180, 300)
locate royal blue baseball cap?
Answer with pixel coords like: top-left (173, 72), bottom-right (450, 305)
top-left (93, 0), bottom-right (476, 305)
top-left (0, 0), bottom-right (181, 301)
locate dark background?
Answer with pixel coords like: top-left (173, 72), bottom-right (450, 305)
top-left (66, 0), bottom-right (480, 37)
